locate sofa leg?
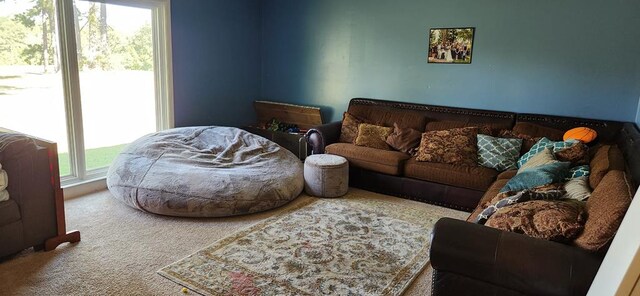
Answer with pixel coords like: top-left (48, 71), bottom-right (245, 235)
top-left (44, 230), bottom-right (81, 251)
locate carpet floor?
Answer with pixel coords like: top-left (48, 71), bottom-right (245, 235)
top-left (0, 188), bottom-right (468, 295)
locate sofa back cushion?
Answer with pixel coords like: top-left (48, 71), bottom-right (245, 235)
top-left (424, 120), bottom-right (510, 136)
top-left (346, 98), bottom-right (515, 133)
top-left (573, 170), bottom-right (634, 252)
top-left (512, 122), bottom-right (565, 141)
top-left (515, 113), bottom-right (623, 143)
top-left (348, 104), bottom-right (427, 131)
top-left (589, 145), bottom-right (625, 188)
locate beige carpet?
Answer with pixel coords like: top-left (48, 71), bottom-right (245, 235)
top-left (0, 188), bottom-right (468, 296)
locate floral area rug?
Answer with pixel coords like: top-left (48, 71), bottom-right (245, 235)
top-left (158, 192), bottom-right (466, 296)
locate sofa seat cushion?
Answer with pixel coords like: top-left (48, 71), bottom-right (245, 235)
top-left (0, 200), bottom-right (21, 226)
top-left (467, 179), bottom-right (509, 222)
top-left (325, 143), bottom-right (411, 176)
top-left (404, 158), bottom-right (499, 191)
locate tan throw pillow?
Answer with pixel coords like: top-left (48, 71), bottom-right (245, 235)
top-left (517, 147), bottom-right (557, 173)
top-left (563, 176), bottom-right (592, 201)
top-left (589, 145), bottom-right (625, 188)
top-left (485, 200), bottom-right (586, 243)
top-left (354, 123), bottom-right (393, 150)
top-left (415, 127), bottom-right (478, 166)
top-left (385, 123), bottom-right (422, 154)
top-left (555, 142), bottom-right (589, 165)
top-left (339, 112), bottom-right (365, 143)
top-left (574, 170), bottom-right (634, 252)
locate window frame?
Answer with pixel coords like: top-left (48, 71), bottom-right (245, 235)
top-left (55, 0), bottom-right (174, 188)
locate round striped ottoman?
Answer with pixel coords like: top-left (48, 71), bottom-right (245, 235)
top-left (304, 154), bottom-right (349, 198)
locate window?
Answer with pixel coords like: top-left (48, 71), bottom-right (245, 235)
top-left (0, 0), bottom-right (173, 187)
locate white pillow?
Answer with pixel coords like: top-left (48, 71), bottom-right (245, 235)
top-left (563, 176), bottom-right (591, 201)
top-left (0, 165), bottom-right (7, 191)
top-left (0, 162), bottom-right (8, 202)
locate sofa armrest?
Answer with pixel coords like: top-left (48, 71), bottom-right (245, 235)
top-left (304, 121), bottom-right (342, 154)
top-left (430, 218), bottom-right (602, 296)
top-left (0, 132), bottom-right (58, 248)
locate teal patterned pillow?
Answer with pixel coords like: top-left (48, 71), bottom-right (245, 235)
top-left (565, 165), bottom-right (590, 181)
top-left (517, 137), bottom-right (576, 168)
top-left (501, 161), bottom-right (571, 193)
top-left (477, 134), bottom-right (523, 171)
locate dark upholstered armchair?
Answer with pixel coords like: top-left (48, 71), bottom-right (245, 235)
top-left (0, 130), bottom-right (80, 258)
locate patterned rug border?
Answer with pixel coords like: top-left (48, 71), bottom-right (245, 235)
top-left (158, 193), bottom-right (457, 295)
top-left (157, 197), bottom-right (318, 295)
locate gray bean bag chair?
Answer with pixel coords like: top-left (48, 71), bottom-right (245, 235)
top-left (106, 126), bottom-right (304, 217)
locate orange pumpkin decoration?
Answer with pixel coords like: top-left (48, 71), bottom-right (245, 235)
top-left (564, 127), bottom-right (597, 143)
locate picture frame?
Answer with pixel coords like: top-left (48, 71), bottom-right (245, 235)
top-left (427, 27), bottom-right (475, 64)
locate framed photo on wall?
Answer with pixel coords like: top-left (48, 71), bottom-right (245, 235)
top-left (427, 27), bottom-right (475, 64)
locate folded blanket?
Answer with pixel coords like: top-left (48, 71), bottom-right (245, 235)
top-left (475, 184), bottom-right (566, 224)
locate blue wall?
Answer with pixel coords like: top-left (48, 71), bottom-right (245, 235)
top-left (171, 0), bottom-right (261, 127)
top-left (260, 0), bottom-right (640, 123)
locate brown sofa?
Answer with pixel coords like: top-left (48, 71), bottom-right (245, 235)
top-left (306, 98), bottom-right (639, 295)
top-left (0, 132), bottom-right (80, 258)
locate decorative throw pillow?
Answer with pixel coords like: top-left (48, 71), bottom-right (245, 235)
top-left (517, 137), bottom-right (576, 168)
top-left (354, 123), bottom-right (393, 150)
top-left (385, 123), bottom-right (422, 154)
top-left (565, 165), bottom-right (590, 181)
top-left (476, 134), bottom-right (522, 171)
top-left (517, 147), bottom-right (557, 173)
top-left (501, 161), bottom-right (571, 193)
top-left (475, 184), bottom-right (566, 224)
top-left (339, 112), bottom-right (365, 143)
top-left (415, 127), bottom-right (478, 166)
top-left (588, 145), bottom-right (625, 189)
top-left (485, 200), bottom-right (586, 242)
top-left (574, 170), bottom-right (634, 252)
top-left (564, 127), bottom-right (598, 143)
top-left (563, 177), bottom-right (592, 201)
top-left (555, 141), bottom-right (589, 165)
